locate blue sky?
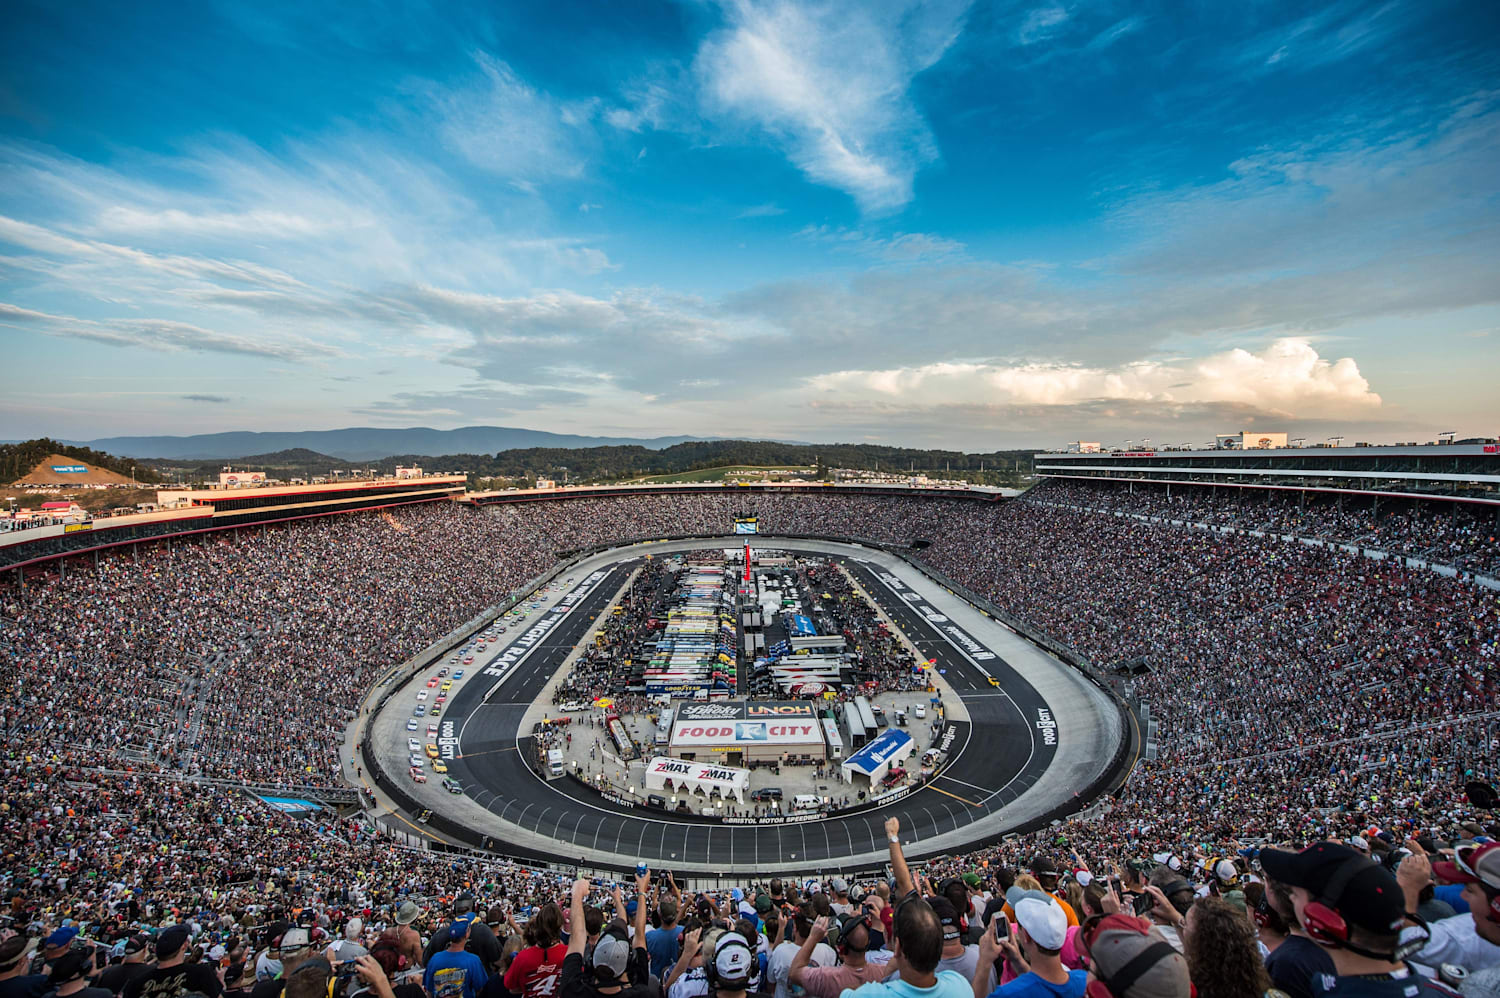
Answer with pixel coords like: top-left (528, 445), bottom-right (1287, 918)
top-left (1, 0), bottom-right (1497, 449)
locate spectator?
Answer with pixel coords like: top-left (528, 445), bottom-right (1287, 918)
top-left (1260, 843), bottom-right (1454, 995)
top-left (2, 938), bottom-right (47, 998)
top-left (96, 938), bottom-right (154, 997)
top-left (425, 922), bottom-right (488, 998)
top-left (788, 914), bottom-right (885, 997)
top-left (973, 899), bottom-right (1086, 998)
top-left (505, 905), bottom-right (566, 998)
top-left (1076, 914), bottom-right (1190, 998)
top-left (1180, 897), bottom-right (1271, 998)
top-left (121, 927), bottom-right (221, 998)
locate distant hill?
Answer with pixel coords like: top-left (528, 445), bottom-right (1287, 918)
top-left (1, 439), bottom-right (163, 485)
top-left (73, 426), bottom-right (717, 461)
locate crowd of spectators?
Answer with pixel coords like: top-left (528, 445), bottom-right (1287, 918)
top-left (5, 483), bottom-right (1500, 993)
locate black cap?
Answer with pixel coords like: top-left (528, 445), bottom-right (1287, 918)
top-left (48, 950), bottom-right (93, 985)
top-left (156, 924), bottom-right (192, 959)
top-left (1259, 843), bottom-right (1405, 936)
top-left (926, 897), bottom-right (961, 939)
top-left (123, 934), bottom-right (150, 956)
top-left (453, 894), bottom-right (475, 914)
top-left (1030, 856), bottom-right (1057, 877)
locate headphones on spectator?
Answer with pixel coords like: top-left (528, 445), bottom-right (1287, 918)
top-left (1301, 857), bottom-right (1429, 961)
top-left (586, 925), bottom-right (631, 985)
top-left (703, 931), bottom-right (751, 991)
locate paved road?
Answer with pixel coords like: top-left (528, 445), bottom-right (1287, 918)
top-left (431, 547), bottom-right (1060, 872)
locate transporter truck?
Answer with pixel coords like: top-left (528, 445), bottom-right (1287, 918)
top-left (546, 748), bottom-right (566, 778)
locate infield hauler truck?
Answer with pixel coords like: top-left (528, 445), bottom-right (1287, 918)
top-left (546, 748), bottom-right (565, 778)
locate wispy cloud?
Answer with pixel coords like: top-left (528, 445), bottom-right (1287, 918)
top-left (182, 393), bottom-right (232, 403)
top-left (0, 302), bottom-right (340, 360)
top-left (694, 0), bottom-right (971, 213)
top-left (735, 202), bottom-right (787, 219)
top-left (796, 224), bottom-right (965, 262)
top-left (1017, 5), bottom-right (1070, 45)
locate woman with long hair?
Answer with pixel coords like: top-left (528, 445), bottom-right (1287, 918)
top-left (1182, 897), bottom-right (1277, 998)
top-left (503, 902), bottom-right (567, 998)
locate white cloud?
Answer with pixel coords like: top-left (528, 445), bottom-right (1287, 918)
top-left (1017, 5), bottom-right (1070, 45)
top-left (808, 338), bottom-right (1381, 418)
top-left (0, 301), bottom-right (339, 360)
top-left (694, 0), bottom-right (970, 213)
top-left (424, 53), bottom-right (587, 181)
top-left (796, 224), bottom-right (965, 262)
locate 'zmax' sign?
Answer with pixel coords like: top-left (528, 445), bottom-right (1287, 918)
top-left (51, 465), bottom-right (87, 473)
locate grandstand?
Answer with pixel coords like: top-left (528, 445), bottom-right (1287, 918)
top-left (3, 480), bottom-right (1497, 991)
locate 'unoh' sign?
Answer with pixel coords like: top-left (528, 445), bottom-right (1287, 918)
top-left (51, 465), bottom-right (88, 473)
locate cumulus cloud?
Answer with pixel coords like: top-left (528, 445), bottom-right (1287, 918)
top-left (808, 338), bottom-right (1381, 418)
top-left (694, 0), bottom-right (970, 213)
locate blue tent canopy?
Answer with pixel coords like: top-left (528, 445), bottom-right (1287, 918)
top-left (841, 728), bottom-right (915, 782)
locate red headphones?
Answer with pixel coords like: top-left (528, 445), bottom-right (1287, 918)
top-left (1301, 856), bottom-right (1367, 945)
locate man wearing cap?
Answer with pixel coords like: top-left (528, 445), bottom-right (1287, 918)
top-left (789, 914), bottom-right (885, 998)
top-left (425, 919), bottom-right (488, 998)
top-left (41, 950), bottom-right (111, 998)
top-left (1024, 863), bottom-right (1077, 931)
top-left (251, 928), bottom-right (314, 998)
top-left (425, 898), bottom-right (502, 975)
top-left (37, 930), bottom-right (80, 977)
top-left (829, 882), bottom-right (854, 918)
top-left (645, 895), bottom-right (682, 982)
top-left (1074, 914), bottom-right (1190, 998)
top-left (0, 936), bottom-right (47, 998)
top-left (94, 937), bottom-right (153, 997)
top-left (922, 899), bottom-right (983, 987)
top-left (1258, 842), bottom-right (1457, 995)
top-left (973, 899), bottom-right (1084, 998)
top-left (1396, 844), bottom-right (1500, 977)
top-left (121, 925), bottom-right (222, 998)
top-left (708, 932), bottom-right (753, 998)
top-left (559, 874), bottom-right (651, 998)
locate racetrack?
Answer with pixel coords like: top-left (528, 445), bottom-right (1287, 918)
top-left (362, 536), bottom-right (1124, 875)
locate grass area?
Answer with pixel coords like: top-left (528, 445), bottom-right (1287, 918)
top-left (6, 487), bottom-right (162, 514)
top-left (631, 465), bottom-right (817, 484)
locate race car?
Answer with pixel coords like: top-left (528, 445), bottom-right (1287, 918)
top-left (412, 705), bottom-right (426, 717)
top-left (408, 754), bottom-right (424, 768)
top-left (987, 677), bottom-right (1001, 688)
top-left (429, 704), bottom-right (442, 716)
top-left (425, 743), bottom-right (440, 758)
top-left (442, 778), bottom-right (463, 794)
top-left (427, 722), bottom-right (438, 736)
top-left (408, 738), bottom-right (421, 752)
top-left (452, 670), bottom-right (465, 680)
top-left (462, 655), bottom-right (475, 664)
top-left (410, 768), bottom-right (426, 784)
top-left (431, 760), bottom-right (448, 774)
top-left (406, 718), bottom-right (419, 731)
top-left (426, 677), bottom-right (439, 688)
top-left (440, 681), bottom-right (454, 692)
top-left (416, 690), bottom-right (429, 701)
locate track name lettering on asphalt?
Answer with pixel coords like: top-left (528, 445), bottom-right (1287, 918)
top-left (482, 570), bottom-right (610, 678)
top-left (1035, 708), bottom-right (1058, 745)
top-left (875, 572), bottom-right (995, 661)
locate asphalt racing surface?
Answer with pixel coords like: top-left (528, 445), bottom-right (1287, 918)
top-left (431, 546), bottom-right (1063, 871)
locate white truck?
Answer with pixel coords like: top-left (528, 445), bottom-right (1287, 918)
top-left (546, 748), bottom-right (566, 778)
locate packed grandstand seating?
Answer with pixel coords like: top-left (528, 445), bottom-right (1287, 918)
top-left (3, 483), bottom-right (1498, 993)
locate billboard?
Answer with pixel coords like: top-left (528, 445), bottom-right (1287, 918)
top-left (733, 517), bottom-right (758, 534)
top-left (670, 701), bottom-right (819, 746)
top-left (219, 471), bottom-right (266, 486)
top-left (51, 465), bottom-right (88, 473)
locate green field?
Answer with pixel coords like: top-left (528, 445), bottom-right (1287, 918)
top-left (630, 465), bottom-right (817, 484)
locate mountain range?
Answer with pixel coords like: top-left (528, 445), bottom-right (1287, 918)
top-left (63, 426), bottom-right (720, 461)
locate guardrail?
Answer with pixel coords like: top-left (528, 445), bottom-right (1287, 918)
top-left (356, 531), bottom-right (1141, 874)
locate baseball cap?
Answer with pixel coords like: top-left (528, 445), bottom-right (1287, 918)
top-left (1259, 842), bottom-right (1405, 936)
top-left (1433, 842), bottom-right (1500, 889)
top-left (1029, 856), bottom-right (1057, 877)
top-left (1347, 835), bottom-right (1370, 852)
top-left (1209, 859), bottom-right (1239, 885)
top-left (156, 924), bottom-right (192, 959)
top-left (394, 902), bottom-right (420, 925)
top-left (829, 877), bottom-right (848, 894)
top-left (123, 934), bottom-right (151, 956)
top-left (1014, 897), bottom-right (1067, 951)
top-left (0, 936), bottom-right (39, 971)
top-left (591, 933), bottom-right (630, 979)
top-left (47, 949), bottom-right (93, 984)
top-left (754, 893), bottom-right (774, 914)
top-left (961, 873), bottom-right (982, 889)
top-left (453, 894), bottom-right (475, 914)
top-left (1080, 914), bottom-right (1190, 998)
top-left (278, 927), bottom-right (312, 953)
top-left (712, 932), bottom-right (753, 987)
top-left (926, 898), bottom-right (961, 941)
top-left (1075, 870), bottom-right (1094, 888)
top-left (835, 911), bottom-right (872, 946)
top-left (45, 926), bottom-right (79, 950)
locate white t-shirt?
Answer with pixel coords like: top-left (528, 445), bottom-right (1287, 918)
top-left (767, 941), bottom-right (838, 998)
top-left (1406, 913), bottom-right (1500, 977)
top-left (669, 965), bottom-right (710, 998)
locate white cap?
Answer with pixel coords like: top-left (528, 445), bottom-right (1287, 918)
top-left (1014, 897), bottom-right (1067, 951)
top-left (1074, 870), bottom-right (1093, 888)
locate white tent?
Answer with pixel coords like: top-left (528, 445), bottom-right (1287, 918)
top-left (643, 756), bottom-right (749, 803)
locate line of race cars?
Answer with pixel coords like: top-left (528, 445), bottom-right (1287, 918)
top-left (399, 590), bottom-right (564, 796)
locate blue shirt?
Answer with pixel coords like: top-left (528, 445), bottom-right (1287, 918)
top-left (426, 948), bottom-right (489, 998)
top-left (842, 969), bottom-right (974, 998)
top-left (645, 926), bottom-right (681, 980)
top-left (989, 971), bottom-right (1088, 998)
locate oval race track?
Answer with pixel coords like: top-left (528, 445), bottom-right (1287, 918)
top-left (361, 536), bottom-right (1125, 875)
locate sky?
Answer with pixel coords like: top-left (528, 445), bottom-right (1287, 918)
top-left (1, 0), bottom-right (1497, 451)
